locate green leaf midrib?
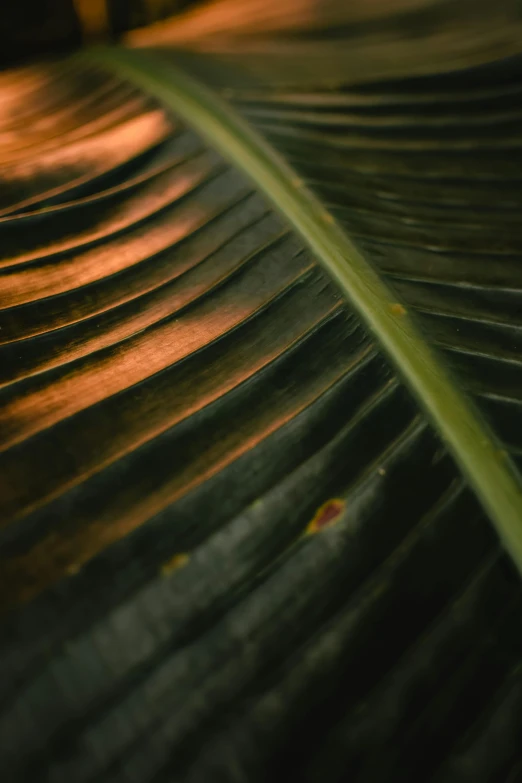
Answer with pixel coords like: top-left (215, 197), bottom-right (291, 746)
top-left (81, 44), bottom-right (522, 573)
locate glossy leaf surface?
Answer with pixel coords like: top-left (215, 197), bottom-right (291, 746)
top-left (1, 5), bottom-right (522, 781)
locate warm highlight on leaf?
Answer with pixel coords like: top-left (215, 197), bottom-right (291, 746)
top-left (1, 3), bottom-right (522, 782)
top-left (127, 0), bottom-right (522, 86)
top-left (127, 0), bottom-right (440, 42)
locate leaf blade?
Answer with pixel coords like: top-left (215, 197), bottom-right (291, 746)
top-left (81, 44), bottom-right (522, 571)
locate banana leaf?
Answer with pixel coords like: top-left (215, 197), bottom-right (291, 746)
top-left (1, 2), bottom-right (522, 781)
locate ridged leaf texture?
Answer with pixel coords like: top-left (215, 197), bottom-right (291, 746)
top-left (1, 3), bottom-right (522, 782)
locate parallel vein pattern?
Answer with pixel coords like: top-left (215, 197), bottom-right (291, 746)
top-left (0, 59), bottom-right (521, 783)
top-left (197, 52), bottom-right (522, 465)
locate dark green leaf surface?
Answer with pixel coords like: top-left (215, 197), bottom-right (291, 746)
top-left (186, 54), bottom-right (522, 479)
top-left (1, 12), bottom-right (522, 783)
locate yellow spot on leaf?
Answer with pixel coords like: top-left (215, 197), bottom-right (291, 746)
top-left (305, 498), bottom-right (345, 535)
top-left (390, 303), bottom-right (407, 317)
top-left (161, 553), bottom-right (189, 577)
top-left (323, 212), bottom-right (335, 224)
top-left (378, 467), bottom-right (386, 476)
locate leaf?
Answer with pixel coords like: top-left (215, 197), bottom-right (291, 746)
top-left (127, 0), bottom-right (522, 86)
top-left (1, 11), bottom-right (522, 783)
top-left (84, 45), bottom-right (522, 566)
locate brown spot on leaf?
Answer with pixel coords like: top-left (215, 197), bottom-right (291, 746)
top-left (306, 498), bottom-right (345, 535)
top-left (161, 553), bottom-right (189, 577)
top-left (390, 303), bottom-right (407, 316)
